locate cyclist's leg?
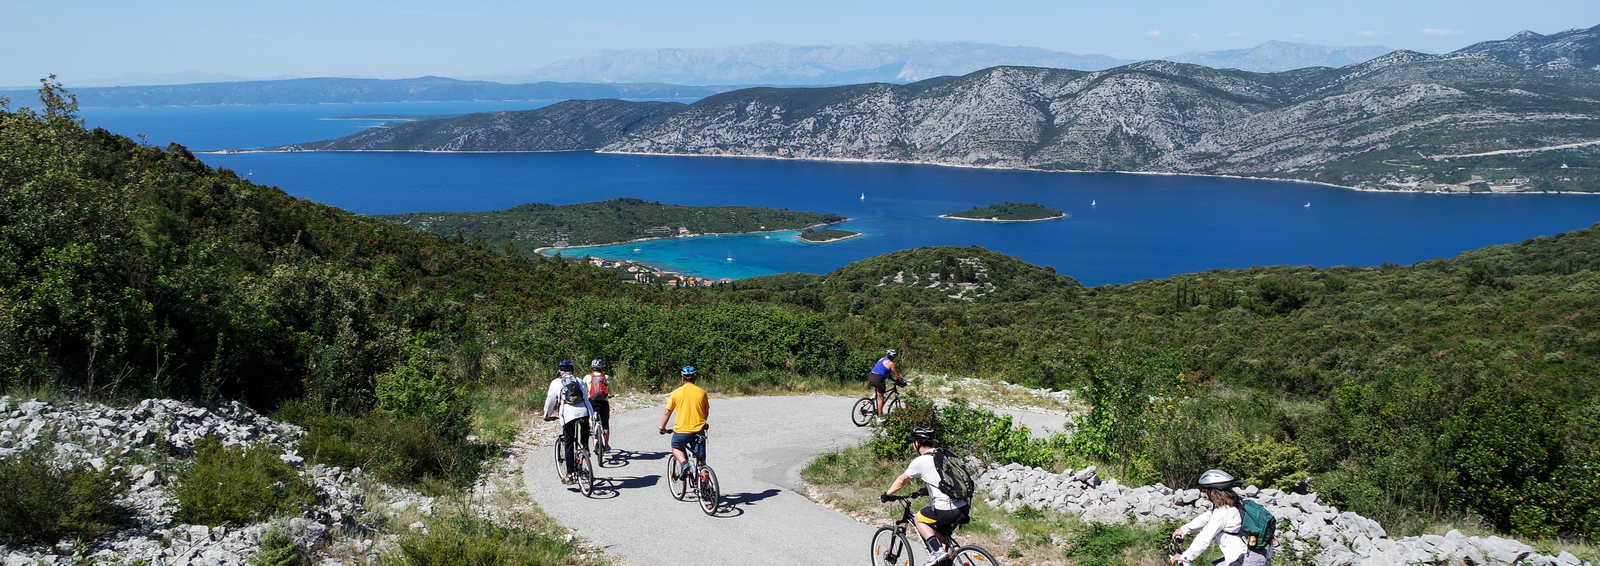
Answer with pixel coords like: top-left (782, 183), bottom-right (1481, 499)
top-left (577, 417), bottom-right (592, 456)
top-left (691, 431), bottom-right (707, 466)
top-left (669, 432), bottom-right (690, 478)
top-left (914, 506), bottom-right (958, 556)
top-left (595, 400), bottom-right (611, 445)
top-left (561, 418), bottom-right (582, 477)
top-left (869, 374), bottom-right (887, 413)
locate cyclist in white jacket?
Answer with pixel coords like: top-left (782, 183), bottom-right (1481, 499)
top-left (1171, 469), bottom-right (1268, 565)
top-left (542, 360), bottom-right (595, 484)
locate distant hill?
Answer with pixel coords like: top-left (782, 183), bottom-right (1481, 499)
top-left (271, 99), bottom-right (687, 152)
top-left (1453, 24), bottom-right (1600, 70)
top-left (517, 41), bottom-right (1133, 85)
top-left (0, 76), bottom-right (722, 107)
top-left (1167, 41), bottom-right (1395, 72)
top-left (380, 198), bottom-right (845, 250)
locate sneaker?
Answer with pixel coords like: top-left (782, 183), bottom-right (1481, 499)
top-left (921, 549), bottom-right (948, 566)
top-left (561, 475), bottom-right (574, 485)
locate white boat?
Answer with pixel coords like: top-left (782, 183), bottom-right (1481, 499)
top-left (632, 248), bottom-right (641, 253)
top-left (859, 193), bottom-right (865, 200)
top-left (1091, 200), bottom-right (1097, 206)
top-left (1304, 202), bottom-right (1312, 208)
top-left (725, 256), bottom-right (735, 262)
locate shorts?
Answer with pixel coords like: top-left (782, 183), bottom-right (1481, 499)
top-left (670, 431), bottom-right (707, 462)
top-left (591, 399), bottom-right (611, 430)
top-left (1227, 549), bottom-right (1271, 566)
top-left (915, 504), bottom-right (971, 534)
top-left (868, 373), bottom-right (887, 393)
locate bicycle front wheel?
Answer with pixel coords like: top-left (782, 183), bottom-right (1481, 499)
top-left (577, 449), bottom-right (596, 497)
top-left (697, 466), bottom-right (721, 516)
top-left (885, 392), bottom-right (905, 415)
top-left (851, 398), bottom-right (874, 427)
top-left (951, 545), bottom-right (998, 566)
top-left (869, 527), bottom-right (914, 566)
top-left (666, 455), bottom-right (687, 501)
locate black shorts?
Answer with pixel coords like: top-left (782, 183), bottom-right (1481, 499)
top-left (869, 373), bottom-right (887, 393)
top-left (916, 504), bottom-right (971, 534)
top-left (591, 399), bottom-right (611, 430)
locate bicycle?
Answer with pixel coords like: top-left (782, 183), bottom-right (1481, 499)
top-left (853, 379), bottom-right (907, 427)
top-left (659, 428), bottom-right (720, 515)
top-left (549, 422), bottom-right (597, 497)
top-left (872, 491), bottom-right (998, 566)
top-left (591, 415), bottom-right (611, 463)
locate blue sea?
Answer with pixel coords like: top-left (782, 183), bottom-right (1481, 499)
top-left (78, 102), bottom-right (1600, 286)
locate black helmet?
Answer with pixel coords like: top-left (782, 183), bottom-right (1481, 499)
top-left (1197, 469), bottom-right (1239, 490)
top-left (910, 426), bottom-right (936, 444)
top-left (885, 348), bottom-right (898, 358)
top-left (558, 360), bottom-right (575, 371)
top-left (590, 359), bottom-right (605, 370)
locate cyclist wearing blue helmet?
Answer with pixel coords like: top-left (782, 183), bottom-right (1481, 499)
top-left (658, 365), bottom-right (710, 481)
top-left (869, 349), bottom-right (906, 415)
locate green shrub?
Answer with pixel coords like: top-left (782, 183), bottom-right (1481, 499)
top-left (375, 333), bottom-right (471, 441)
top-left (275, 400), bottom-right (376, 471)
top-left (1064, 522), bottom-right (1163, 566)
top-left (276, 401), bottom-right (483, 492)
top-left (869, 394), bottom-right (939, 461)
top-left (388, 514), bottom-right (579, 566)
top-left (0, 442), bottom-right (127, 545)
top-left (173, 437), bottom-right (315, 526)
top-left (250, 526), bottom-right (302, 566)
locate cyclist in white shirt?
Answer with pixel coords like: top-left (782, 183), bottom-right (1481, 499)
top-left (541, 360), bottom-right (595, 484)
top-left (881, 426), bottom-right (969, 566)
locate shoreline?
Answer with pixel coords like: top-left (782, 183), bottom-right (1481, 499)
top-left (532, 219), bottom-right (848, 255)
top-left (201, 147), bottom-right (1600, 196)
top-left (938, 213), bottom-right (1067, 223)
top-left (798, 231), bottom-right (864, 244)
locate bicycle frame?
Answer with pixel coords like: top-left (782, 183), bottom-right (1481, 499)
top-left (892, 497), bottom-right (958, 551)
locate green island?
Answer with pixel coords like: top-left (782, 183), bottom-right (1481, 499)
top-left (5, 83), bottom-right (1600, 562)
top-left (380, 197), bottom-right (845, 251)
top-left (798, 228), bottom-right (861, 243)
top-left (941, 201), bottom-right (1066, 221)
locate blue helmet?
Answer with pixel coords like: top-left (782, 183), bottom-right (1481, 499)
top-left (558, 360), bottom-right (575, 371)
top-left (680, 365), bottom-right (697, 378)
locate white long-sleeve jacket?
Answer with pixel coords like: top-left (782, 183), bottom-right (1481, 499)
top-left (1180, 505), bottom-right (1247, 563)
top-left (542, 372), bottom-right (595, 425)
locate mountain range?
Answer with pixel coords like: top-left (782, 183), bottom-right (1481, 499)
top-left (275, 25), bottom-right (1600, 193)
top-left (0, 76), bottom-right (722, 107)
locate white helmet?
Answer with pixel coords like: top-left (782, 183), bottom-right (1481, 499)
top-left (1197, 469), bottom-right (1239, 489)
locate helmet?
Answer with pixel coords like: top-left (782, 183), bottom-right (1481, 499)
top-left (590, 359), bottom-right (605, 370)
top-left (680, 365), bottom-right (697, 378)
top-left (885, 348), bottom-right (898, 358)
top-left (1197, 469), bottom-right (1239, 490)
top-left (558, 360), bottom-right (575, 371)
top-left (910, 426), bottom-right (936, 443)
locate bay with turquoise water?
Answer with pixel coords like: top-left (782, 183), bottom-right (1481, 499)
top-left (79, 102), bottom-right (1600, 286)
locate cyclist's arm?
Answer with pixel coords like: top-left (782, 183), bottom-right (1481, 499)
top-left (884, 473), bottom-right (913, 496)
top-left (886, 360), bottom-right (904, 381)
top-left (659, 408), bottom-right (674, 433)
top-left (541, 379), bottom-right (561, 418)
top-left (1180, 510), bottom-right (1224, 562)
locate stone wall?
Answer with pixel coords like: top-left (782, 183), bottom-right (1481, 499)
top-left (976, 463), bottom-right (1591, 566)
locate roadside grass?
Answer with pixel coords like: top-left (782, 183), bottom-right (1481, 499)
top-left (469, 382), bottom-right (545, 446)
top-left (385, 507), bottom-right (597, 566)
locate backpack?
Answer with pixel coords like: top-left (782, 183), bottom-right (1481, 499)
top-left (561, 377), bottom-right (585, 406)
top-left (1231, 500), bottom-right (1277, 551)
top-left (932, 450), bottom-right (975, 502)
top-left (589, 373), bottom-right (610, 400)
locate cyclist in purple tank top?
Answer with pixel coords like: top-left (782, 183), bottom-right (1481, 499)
top-left (868, 349), bottom-right (906, 415)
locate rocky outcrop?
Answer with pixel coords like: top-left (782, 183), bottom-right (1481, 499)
top-left (976, 463), bottom-right (1592, 566)
top-left (0, 397), bottom-right (404, 566)
top-left (1455, 24), bottom-right (1600, 71)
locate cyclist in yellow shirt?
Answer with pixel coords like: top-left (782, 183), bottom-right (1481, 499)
top-left (657, 365), bottom-right (709, 481)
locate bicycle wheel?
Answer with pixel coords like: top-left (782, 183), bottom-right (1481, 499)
top-left (697, 466), bottom-right (720, 516)
top-left (869, 527), bottom-right (914, 566)
top-left (851, 398), bottom-right (875, 427)
top-left (552, 435), bottom-right (566, 481)
top-left (885, 392), bottom-right (905, 415)
top-left (951, 545), bottom-right (998, 566)
top-left (666, 454), bottom-right (688, 501)
top-left (577, 448), bottom-right (596, 497)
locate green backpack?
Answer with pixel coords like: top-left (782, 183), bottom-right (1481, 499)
top-left (1230, 500), bottom-right (1277, 551)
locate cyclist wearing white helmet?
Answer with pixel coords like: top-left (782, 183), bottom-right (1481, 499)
top-left (658, 365), bottom-right (709, 481)
top-left (584, 359), bottom-right (613, 449)
top-left (542, 360), bottom-right (594, 484)
top-left (882, 425), bottom-right (969, 566)
top-left (1171, 469), bottom-right (1269, 565)
top-left (868, 349), bottom-right (906, 415)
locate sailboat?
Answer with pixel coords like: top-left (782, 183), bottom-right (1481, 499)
top-left (1091, 200), bottom-right (1097, 207)
top-left (859, 193), bottom-right (866, 200)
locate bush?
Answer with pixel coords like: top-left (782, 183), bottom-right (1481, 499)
top-left (389, 514), bottom-right (579, 566)
top-left (869, 394), bottom-right (1068, 469)
top-left (250, 526), bottom-right (302, 566)
top-left (276, 401), bottom-right (480, 491)
top-left (173, 437), bottom-right (315, 526)
top-left (375, 333), bottom-right (471, 441)
top-left (0, 442), bottom-right (127, 545)
top-left (1064, 522), bottom-right (1166, 566)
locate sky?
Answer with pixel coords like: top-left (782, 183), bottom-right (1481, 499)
top-left (2, 0), bottom-right (1597, 86)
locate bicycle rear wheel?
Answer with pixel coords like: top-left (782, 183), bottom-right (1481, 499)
top-left (851, 398), bottom-right (875, 427)
top-left (666, 455), bottom-right (687, 501)
top-left (697, 466), bottom-right (720, 515)
top-left (869, 527), bottom-right (914, 566)
top-left (951, 545), bottom-right (998, 566)
top-left (577, 448), bottom-right (596, 497)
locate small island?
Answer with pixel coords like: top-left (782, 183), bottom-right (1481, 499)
top-left (798, 228), bottom-right (862, 244)
top-left (940, 202), bottom-right (1067, 222)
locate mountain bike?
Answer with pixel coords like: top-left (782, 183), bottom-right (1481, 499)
top-left (550, 422), bottom-right (597, 497)
top-left (591, 415), bottom-right (611, 463)
top-left (872, 492), bottom-right (998, 566)
top-left (853, 379), bottom-right (907, 427)
top-left (660, 429), bottom-right (720, 515)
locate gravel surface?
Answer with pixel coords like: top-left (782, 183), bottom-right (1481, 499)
top-left (523, 395), bottom-right (874, 566)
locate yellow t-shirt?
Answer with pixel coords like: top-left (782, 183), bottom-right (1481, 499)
top-left (666, 382), bottom-right (709, 433)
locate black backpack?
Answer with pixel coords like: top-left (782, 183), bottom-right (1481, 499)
top-left (561, 377), bottom-right (585, 406)
top-left (933, 450), bottom-right (974, 501)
